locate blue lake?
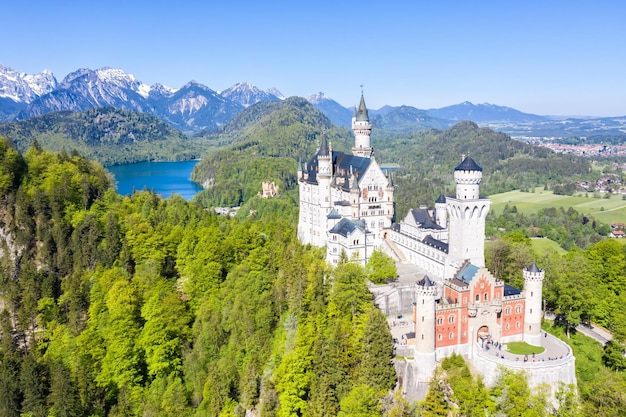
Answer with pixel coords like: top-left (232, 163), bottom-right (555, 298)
top-left (106, 160), bottom-right (204, 201)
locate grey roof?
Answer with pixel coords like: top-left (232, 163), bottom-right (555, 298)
top-left (319, 134), bottom-right (329, 156)
top-left (423, 235), bottom-right (448, 252)
top-left (417, 275), bottom-right (436, 287)
top-left (435, 193), bottom-right (446, 204)
top-left (455, 156), bottom-right (482, 172)
top-left (350, 175), bottom-right (359, 191)
top-left (355, 94), bottom-right (369, 122)
top-left (303, 148), bottom-right (372, 189)
top-left (526, 262), bottom-right (542, 273)
top-left (454, 262), bottom-right (479, 284)
top-left (329, 218), bottom-right (366, 237)
top-left (410, 208), bottom-right (443, 230)
top-left (504, 284), bottom-right (522, 297)
top-left (327, 208), bottom-right (342, 219)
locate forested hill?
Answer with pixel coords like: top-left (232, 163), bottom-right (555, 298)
top-left (0, 141), bottom-right (397, 416)
top-left (374, 121), bottom-right (593, 216)
top-left (192, 97), bottom-right (353, 208)
top-left (0, 107), bottom-right (209, 165)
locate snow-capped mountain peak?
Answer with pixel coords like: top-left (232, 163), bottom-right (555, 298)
top-left (221, 82), bottom-right (282, 108)
top-left (307, 92), bottom-right (330, 104)
top-left (0, 65), bottom-right (58, 103)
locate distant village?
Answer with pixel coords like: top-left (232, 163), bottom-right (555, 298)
top-left (515, 136), bottom-right (626, 158)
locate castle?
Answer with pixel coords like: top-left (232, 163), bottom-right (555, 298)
top-left (297, 93), bottom-right (576, 396)
top-left (297, 94), bottom-right (394, 265)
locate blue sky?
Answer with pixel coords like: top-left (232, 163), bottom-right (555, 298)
top-left (3, 1), bottom-right (625, 116)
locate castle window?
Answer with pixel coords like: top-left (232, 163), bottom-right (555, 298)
top-left (422, 316), bottom-right (424, 322)
top-left (475, 294), bottom-right (480, 302)
top-left (529, 325), bottom-right (532, 331)
top-left (505, 323), bottom-right (510, 330)
top-left (437, 317), bottom-right (443, 325)
top-left (449, 332), bottom-right (454, 340)
top-left (422, 334), bottom-right (424, 340)
top-left (516, 322), bottom-right (521, 329)
top-left (438, 334), bottom-right (442, 341)
top-left (530, 308), bottom-right (533, 314)
top-left (531, 291), bottom-right (534, 297)
top-left (484, 293), bottom-right (488, 301)
top-left (515, 305), bottom-right (522, 314)
top-left (505, 306), bottom-right (511, 315)
top-left (448, 315), bottom-right (455, 324)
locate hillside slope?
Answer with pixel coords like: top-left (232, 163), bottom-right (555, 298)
top-left (0, 107), bottom-right (210, 165)
top-left (191, 97), bottom-right (353, 207)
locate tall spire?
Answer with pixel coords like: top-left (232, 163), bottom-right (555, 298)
top-left (356, 93), bottom-right (369, 122)
top-left (319, 131), bottom-right (329, 156)
top-left (352, 91), bottom-right (373, 157)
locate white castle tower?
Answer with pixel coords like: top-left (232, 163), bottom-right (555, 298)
top-left (435, 193), bottom-right (447, 229)
top-left (414, 275), bottom-right (437, 377)
top-left (523, 263), bottom-right (545, 345)
top-left (351, 93), bottom-right (373, 158)
top-left (446, 156), bottom-right (491, 267)
top-left (317, 134), bottom-right (332, 246)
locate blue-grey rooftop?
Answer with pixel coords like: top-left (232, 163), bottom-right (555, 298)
top-left (329, 218), bottom-right (366, 237)
top-left (423, 235), bottom-right (448, 253)
top-left (417, 274), bottom-right (436, 287)
top-left (455, 156), bottom-right (482, 172)
top-left (455, 262), bottom-right (480, 283)
top-left (526, 262), bottom-right (542, 273)
top-left (504, 284), bottom-right (522, 297)
top-left (410, 208), bottom-right (443, 230)
top-left (327, 208), bottom-right (342, 219)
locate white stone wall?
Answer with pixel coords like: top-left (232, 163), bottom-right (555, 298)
top-left (472, 337), bottom-right (576, 394)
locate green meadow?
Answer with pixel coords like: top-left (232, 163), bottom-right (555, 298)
top-left (529, 237), bottom-right (567, 255)
top-left (489, 187), bottom-right (626, 226)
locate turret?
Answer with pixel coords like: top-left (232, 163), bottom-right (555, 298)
top-left (351, 93), bottom-right (373, 158)
top-left (414, 275), bottom-right (438, 378)
top-left (446, 156), bottom-right (491, 268)
top-left (415, 275), bottom-right (437, 355)
top-left (523, 263), bottom-right (544, 345)
top-left (435, 193), bottom-right (447, 228)
top-left (454, 156), bottom-right (483, 200)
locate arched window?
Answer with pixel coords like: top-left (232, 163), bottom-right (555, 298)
top-left (449, 332), bottom-right (454, 340)
top-left (515, 305), bottom-right (522, 314)
top-left (475, 294), bottom-right (480, 302)
top-left (448, 315), bottom-right (455, 324)
top-left (484, 293), bottom-right (488, 301)
top-left (437, 317), bottom-right (443, 325)
top-left (438, 334), bottom-right (442, 341)
top-left (516, 321), bottom-right (521, 329)
top-left (505, 323), bottom-right (510, 330)
top-left (505, 306), bottom-right (511, 315)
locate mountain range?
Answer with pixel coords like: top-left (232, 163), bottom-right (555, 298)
top-left (1, 64), bottom-right (625, 138)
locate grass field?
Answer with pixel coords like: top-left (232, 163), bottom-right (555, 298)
top-left (489, 187), bottom-right (626, 225)
top-left (530, 237), bottom-right (568, 255)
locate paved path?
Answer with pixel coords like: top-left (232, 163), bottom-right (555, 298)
top-left (544, 311), bottom-right (612, 345)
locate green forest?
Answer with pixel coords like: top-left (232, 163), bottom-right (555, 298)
top-left (0, 140), bottom-right (396, 417)
top-left (0, 108), bottom-right (212, 165)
